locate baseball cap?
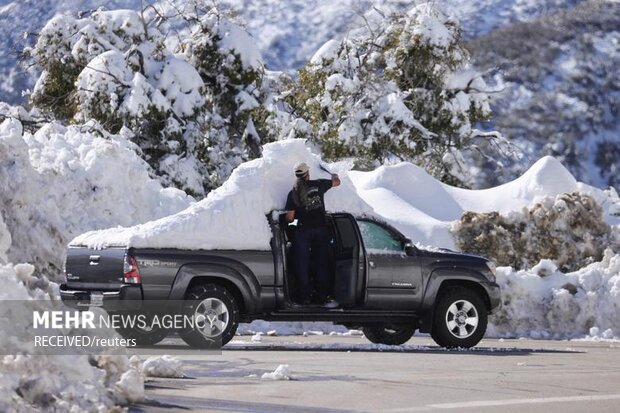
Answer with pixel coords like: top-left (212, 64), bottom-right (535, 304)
top-left (294, 162), bottom-right (310, 177)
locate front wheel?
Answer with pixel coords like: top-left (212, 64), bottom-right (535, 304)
top-left (430, 287), bottom-right (487, 348)
top-left (362, 325), bottom-right (414, 345)
top-left (179, 283), bottom-right (240, 349)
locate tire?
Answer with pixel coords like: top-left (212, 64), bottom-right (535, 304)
top-left (362, 325), bottom-right (415, 345)
top-left (116, 313), bottom-right (168, 346)
top-left (430, 287), bottom-right (487, 348)
top-left (179, 283), bottom-right (240, 349)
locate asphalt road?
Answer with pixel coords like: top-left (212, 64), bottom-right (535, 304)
top-left (130, 335), bottom-right (620, 413)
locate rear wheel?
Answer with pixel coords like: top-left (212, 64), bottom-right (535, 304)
top-left (116, 313), bottom-right (168, 346)
top-left (362, 325), bottom-right (414, 345)
top-left (179, 283), bottom-right (239, 349)
top-left (431, 287), bottom-right (487, 348)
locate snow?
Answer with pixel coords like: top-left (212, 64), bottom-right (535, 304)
top-left (488, 249), bottom-right (620, 340)
top-left (0, 118), bottom-right (193, 278)
top-left (408, 4), bottom-right (454, 49)
top-left (0, 261), bottom-right (145, 410)
top-left (40, 134), bottom-right (618, 344)
top-left (140, 355), bottom-right (185, 378)
top-left (214, 19), bottom-right (263, 70)
top-left (113, 369), bottom-right (145, 404)
top-left (0, 212), bottom-right (11, 264)
top-left (349, 156), bottom-right (597, 249)
top-left (238, 320), bottom-right (350, 336)
top-left (310, 39), bottom-right (341, 64)
top-left (71, 139), bottom-right (374, 250)
top-left (261, 364), bottom-right (292, 380)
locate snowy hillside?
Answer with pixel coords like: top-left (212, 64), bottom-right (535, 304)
top-left (468, 0), bottom-right (620, 189)
top-left (219, 0), bottom-right (586, 70)
top-left (0, 0), bottom-right (584, 104)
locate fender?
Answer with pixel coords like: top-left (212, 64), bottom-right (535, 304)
top-left (168, 260), bottom-right (262, 314)
top-left (421, 267), bottom-right (489, 311)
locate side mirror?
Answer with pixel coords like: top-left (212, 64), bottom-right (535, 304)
top-left (404, 242), bottom-right (416, 256)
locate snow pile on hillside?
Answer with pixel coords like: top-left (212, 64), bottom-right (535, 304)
top-left (213, 0), bottom-right (581, 71)
top-left (71, 139), bottom-right (373, 250)
top-left (489, 249), bottom-right (620, 339)
top-left (0, 117), bottom-right (192, 277)
top-left (468, 1), bottom-right (620, 190)
top-left (349, 156), bottom-right (619, 249)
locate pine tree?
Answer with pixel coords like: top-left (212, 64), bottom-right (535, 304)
top-left (26, 4), bottom-right (271, 196)
top-left (281, 5), bottom-right (504, 186)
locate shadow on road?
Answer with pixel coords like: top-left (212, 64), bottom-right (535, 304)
top-left (131, 394), bottom-right (361, 413)
top-left (141, 342), bottom-right (584, 356)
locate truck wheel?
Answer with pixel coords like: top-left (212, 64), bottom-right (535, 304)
top-left (362, 325), bottom-right (414, 345)
top-left (180, 283), bottom-right (239, 349)
top-left (116, 314), bottom-right (168, 346)
top-left (431, 287), bottom-right (487, 348)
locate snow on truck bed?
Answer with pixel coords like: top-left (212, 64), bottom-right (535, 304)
top-left (70, 139), bottom-right (372, 250)
top-left (71, 139), bottom-right (615, 251)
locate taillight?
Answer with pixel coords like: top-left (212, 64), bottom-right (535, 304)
top-left (123, 255), bottom-right (141, 284)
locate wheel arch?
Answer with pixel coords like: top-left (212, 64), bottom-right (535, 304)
top-left (436, 279), bottom-right (491, 310)
top-left (419, 269), bottom-right (492, 333)
top-left (169, 263), bottom-right (260, 314)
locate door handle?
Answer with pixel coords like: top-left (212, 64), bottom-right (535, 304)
top-left (369, 261), bottom-right (376, 269)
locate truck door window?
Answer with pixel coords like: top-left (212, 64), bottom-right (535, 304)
top-left (357, 220), bottom-right (402, 253)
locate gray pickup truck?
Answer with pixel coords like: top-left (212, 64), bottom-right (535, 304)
top-left (61, 212), bottom-right (501, 348)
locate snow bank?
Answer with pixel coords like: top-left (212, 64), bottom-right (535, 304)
top-left (350, 156), bottom-right (618, 249)
top-left (0, 118), bottom-right (192, 278)
top-left (489, 249), bottom-right (620, 339)
top-left (0, 262), bottom-right (144, 410)
top-left (71, 139), bottom-right (374, 250)
top-left (0, 213), bottom-right (10, 264)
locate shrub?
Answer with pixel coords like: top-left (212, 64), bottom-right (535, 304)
top-left (453, 192), bottom-right (619, 271)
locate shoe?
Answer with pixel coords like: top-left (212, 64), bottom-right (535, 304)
top-left (287, 299), bottom-right (311, 309)
top-left (323, 299), bottom-right (339, 309)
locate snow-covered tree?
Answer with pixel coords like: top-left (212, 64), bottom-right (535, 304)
top-left (26, 4), bottom-right (270, 196)
top-left (280, 4), bottom-right (505, 186)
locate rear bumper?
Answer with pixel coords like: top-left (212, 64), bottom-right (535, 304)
top-left (59, 283), bottom-right (143, 311)
top-left (482, 282), bottom-right (502, 313)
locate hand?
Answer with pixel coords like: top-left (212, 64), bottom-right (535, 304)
top-left (331, 174), bottom-right (341, 187)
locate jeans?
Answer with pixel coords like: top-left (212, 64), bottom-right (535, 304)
top-left (294, 226), bottom-right (331, 303)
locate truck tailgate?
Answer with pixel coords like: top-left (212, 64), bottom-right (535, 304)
top-left (65, 247), bottom-right (126, 290)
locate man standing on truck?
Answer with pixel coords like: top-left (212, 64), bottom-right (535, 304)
top-left (285, 162), bottom-right (341, 308)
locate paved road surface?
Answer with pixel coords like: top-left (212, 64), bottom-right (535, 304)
top-left (130, 335), bottom-right (620, 413)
